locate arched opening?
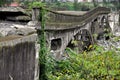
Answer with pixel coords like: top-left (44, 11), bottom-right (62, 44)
top-left (51, 38), bottom-right (62, 51)
top-left (74, 29), bottom-right (93, 51)
top-left (97, 16), bottom-right (111, 40)
top-left (101, 16), bottom-right (107, 27)
top-left (66, 29), bottom-right (93, 53)
top-left (67, 40), bottom-right (76, 50)
top-left (91, 18), bottom-right (98, 34)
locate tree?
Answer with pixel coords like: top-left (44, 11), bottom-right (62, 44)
top-left (103, 0), bottom-right (107, 7)
top-left (38, 7), bottom-right (47, 80)
top-left (0, 0), bottom-right (6, 6)
top-left (74, 0), bottom-right (78, 10)
top-left (93, 0), bottom-right (97, 7)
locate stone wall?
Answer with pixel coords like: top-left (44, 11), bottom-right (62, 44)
top-left (0, 34), bottom-right (37, 80)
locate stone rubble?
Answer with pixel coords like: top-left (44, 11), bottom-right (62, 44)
top-left (0, 22), bottom-right (36, 37)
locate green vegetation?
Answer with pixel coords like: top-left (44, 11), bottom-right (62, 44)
top-left (47, 2), bottom-right (94, 11)
top-left (0, 0), bottom-right (119, 11)
top-left (48, 2), bottom-right (74, 10)
top-left (46, 46), bottom-right (120, 80)
top-left (0, 0), bottom-right (5, 6)
top-left (27, 1), bottom-right (119, 11)
top-left (28, 1), bottom-right (45, 9)
top-left (39, 8), bottom-right (47, 80)
top-left (37, 5), bottom-right (48, 80)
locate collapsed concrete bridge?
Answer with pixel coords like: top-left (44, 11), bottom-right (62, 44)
top-left (0, 6), bottom-right (111, 80)
top-left (34, 7), bottom-right (111, 59)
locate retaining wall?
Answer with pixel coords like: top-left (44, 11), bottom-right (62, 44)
top-left (0, 34), bottom-right (37, 80)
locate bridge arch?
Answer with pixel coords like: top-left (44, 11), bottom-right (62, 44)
top-left (51, 38), bottom-right (62, 51)
top-left (97, 15), bottom-right (111, 40)
top-left (90, 18), bottom-right (98, 34)
top-left (67, 29), bottom-right (94, 52)
top-left (90, 15), bottom-right (111, 40)
top-left (43, 7), bottom-right (111, 58)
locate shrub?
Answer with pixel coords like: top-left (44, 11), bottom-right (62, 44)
top-left (46, 45), bottom-right (120, 80)
top-left (78, 2), bottom-right (94, 11)
top-left (28, 1), bottom-right (45, 9)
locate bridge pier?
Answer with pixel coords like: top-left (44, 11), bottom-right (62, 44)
top-left (46, 30), bottom-right (74, 59)
top-left (46, 28), bottom-right (94, 58)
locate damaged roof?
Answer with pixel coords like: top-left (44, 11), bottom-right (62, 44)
top-left (0, 7), bottom-right (31, 21)
top-left (0, 7), bottom-right (30, 16)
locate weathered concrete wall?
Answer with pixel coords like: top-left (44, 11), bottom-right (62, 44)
top-left (0, 34), bottom-right (37, 80)
top-left (46, 27), bottom-right (87, 59)
top-left (47, 7), bottom-right (110, 23)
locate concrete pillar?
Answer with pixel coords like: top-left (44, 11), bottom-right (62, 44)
top-left (32, 7), bottom-right (41, 21)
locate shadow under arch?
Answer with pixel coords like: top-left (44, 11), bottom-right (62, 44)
top-left (67, 29), bottom-right (94, 53)
top-left (97, 15), bottom-right (111, 40)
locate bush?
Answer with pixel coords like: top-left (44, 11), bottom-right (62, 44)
top-left (79, 2), bottom-right (94, 11)
top-left (46, 45), bottom-right (120, 80)
top-left (48, 2), bottom-right (74, 10)
top-left (28, 1), bottom-right (45, 9)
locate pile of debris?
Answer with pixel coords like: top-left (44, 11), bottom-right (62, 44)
top-left (0, 6), bottom-right (36, 37)
top-left (0, 7), bottom-right (31, 22)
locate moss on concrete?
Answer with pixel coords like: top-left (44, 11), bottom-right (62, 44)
top-left (0, 35), bottom-right (22, 42)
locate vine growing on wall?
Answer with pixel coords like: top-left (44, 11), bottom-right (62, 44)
top-left (37, 7), bottom-right (47, 80)
top-left (40, 7), bottom-right (47, 80)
